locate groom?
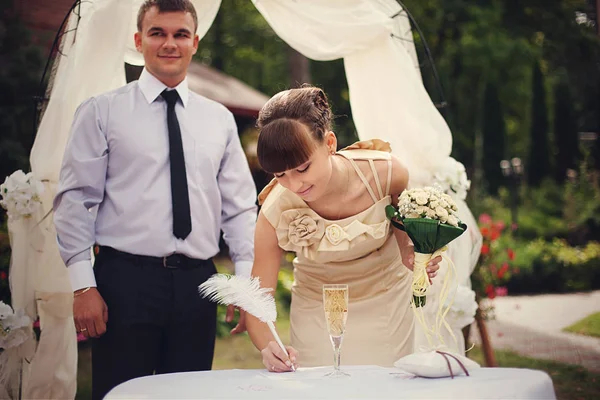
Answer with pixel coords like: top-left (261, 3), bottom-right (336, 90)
top-left (53, 1), bottom-right (257, 398)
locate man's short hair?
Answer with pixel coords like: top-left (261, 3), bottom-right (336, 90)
top-left (137, 0), bottom-right (198, 33)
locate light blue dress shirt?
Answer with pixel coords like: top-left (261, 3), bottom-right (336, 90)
top-left (54, 68), bottom-right (257, 291)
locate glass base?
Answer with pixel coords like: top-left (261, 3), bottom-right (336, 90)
top-left (324, 369), bottom-right (351, 378)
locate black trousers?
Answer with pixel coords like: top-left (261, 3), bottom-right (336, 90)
top-left (91, 248), bottom-right (217, 400)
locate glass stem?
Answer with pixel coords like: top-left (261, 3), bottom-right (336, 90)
top-left (334, 347), bottom-right (341, 371)
top-left (331, 335), bottom-right (343, 371)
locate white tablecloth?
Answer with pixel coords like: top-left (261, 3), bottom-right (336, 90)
top-left (105, 365), bottom-right (556, 399)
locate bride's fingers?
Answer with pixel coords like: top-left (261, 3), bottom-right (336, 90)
top-left (268, 342), bottom-right (293, 370)
top-left (265, 353), bottom-right (289, 372)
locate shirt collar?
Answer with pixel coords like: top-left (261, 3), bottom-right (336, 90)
top-left (138, 68), bottom-right (189, 108)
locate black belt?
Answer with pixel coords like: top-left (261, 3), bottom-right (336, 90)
top-left (96, 246), bottom-right (211, 270)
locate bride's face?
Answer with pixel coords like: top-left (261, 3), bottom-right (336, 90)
top-left (273, 144), bottom-right (333, 202)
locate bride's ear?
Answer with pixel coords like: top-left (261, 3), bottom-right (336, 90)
top-left (325, 131), bottom-right (337, 153)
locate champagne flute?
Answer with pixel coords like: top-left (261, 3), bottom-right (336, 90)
top-left (323, 284), bottom-right (350, 377)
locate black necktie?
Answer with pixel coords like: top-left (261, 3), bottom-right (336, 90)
top-left (161, 89), bottom-right (192, 239)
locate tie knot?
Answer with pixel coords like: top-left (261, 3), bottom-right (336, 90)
top-left (161, 89), bottom-right (179, 106)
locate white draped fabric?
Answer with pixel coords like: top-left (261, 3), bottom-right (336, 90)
top-left (10, 0), bottom-right (480, 397)
top-left (253, 0), bottom-right (452, 186)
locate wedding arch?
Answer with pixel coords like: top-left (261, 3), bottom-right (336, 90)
top-left (7, 0), bottom-right (479, 398)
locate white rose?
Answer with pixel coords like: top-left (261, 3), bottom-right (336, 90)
top-left (416, 205), bottom-right (429, 217)
top-left (435, 206), bottom-right (449, 222)
top-left (447, 215), bottom-right (459, 227)
top-left (426, 208), bottom-right (436, 219)
top-left (406, 211), bottom-right (420, 219)
top-left (0, 301), bottom-right (13, 319)
top-left (445, 286), bottom-right (478, 329)
top-left (415, 193), bottom-right (429, 206)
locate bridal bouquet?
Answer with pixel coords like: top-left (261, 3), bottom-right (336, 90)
top-left (387, 186), bottom-right (479, 379)
top-left (0, 170), bottom-right (44, 220)
top-left (386, 185), bottom-right (466, 307)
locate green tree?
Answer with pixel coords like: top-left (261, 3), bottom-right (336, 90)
top-left (482, 82), bottom-right (506, 194)
top-left (0, 0), bottom-right (43, 187)
top-left (553, 79), bottom-right (579, 182)
top-left (527, 61), bottom-right (551, 186)
top-left (0, 0), bottom-right (43, 304)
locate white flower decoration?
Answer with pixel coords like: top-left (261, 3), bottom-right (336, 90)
top-left (325, 224), bottom-right (346, 246)
top-left (444, 286), bottom-right (478, 329)
top-left (434, 157), bottom-right (471, 201)
top-left (0, 170), bottom-right (44, 220)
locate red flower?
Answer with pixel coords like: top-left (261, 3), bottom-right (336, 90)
top-left (490, 230), bottom-right (501, 241)
top-left (495, 286), bottom-right (508, 297)
top-left (481, 227), bottom-right (490, 237)
top-left (479, 214), bottom-right (492, 225)
top-left (0, 271), bottom-right (6, 280)
top-left (498, 263), bottom-right (509, 279)
top-left (494, 221), bottom-right (506, 231)
top-left (507, 248), bottom-right (515, 260)
top-left (485, 284), bottom-right (496, 299)
top-left (481, 244), bottom-right (490, 255)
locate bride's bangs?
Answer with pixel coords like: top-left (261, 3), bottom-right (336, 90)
top-left (257, 119), bottom-right (318, 174)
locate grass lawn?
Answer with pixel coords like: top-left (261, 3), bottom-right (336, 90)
top-left (76, 318), bottom-right (600, 400)
top-left (563, 312), bottom-right (600, 338)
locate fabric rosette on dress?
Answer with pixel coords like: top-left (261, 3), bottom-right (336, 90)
top-left (276, 209), bottom-right (390, 257)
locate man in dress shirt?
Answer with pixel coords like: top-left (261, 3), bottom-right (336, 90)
top-left (53, 1), bottom-right (257, 398)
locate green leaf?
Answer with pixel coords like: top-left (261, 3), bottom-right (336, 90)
top-left (385, 205), bottom-right (398, 220)
top-left (401, 218), bottom-right (467, 253)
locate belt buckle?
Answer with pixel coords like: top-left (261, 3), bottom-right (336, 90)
top-left (162, 253), bottom-right (179, 269)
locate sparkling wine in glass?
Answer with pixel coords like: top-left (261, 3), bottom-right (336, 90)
top-left (323, 284), bottom-right (350, 377)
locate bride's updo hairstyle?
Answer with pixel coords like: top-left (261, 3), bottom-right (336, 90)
top-left (257, 87), bottom-right (333, 174)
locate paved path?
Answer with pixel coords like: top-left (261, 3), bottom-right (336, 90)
top-left (470, 291), bottom-right (600, 372)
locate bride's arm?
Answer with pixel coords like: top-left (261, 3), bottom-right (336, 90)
top-left (246, 212), bottom-right (297, 372)
top-left (246, 212), bottom-right (282, 349)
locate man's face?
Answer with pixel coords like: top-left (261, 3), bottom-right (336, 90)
top-left (134, 6), bottom-right (198, 87)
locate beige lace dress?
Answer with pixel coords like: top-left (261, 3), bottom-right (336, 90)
top-left (259, 140), bottom-right (414, 367)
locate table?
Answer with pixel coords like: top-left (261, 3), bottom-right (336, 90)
top-left (105, 365), bottom-right (556, 399)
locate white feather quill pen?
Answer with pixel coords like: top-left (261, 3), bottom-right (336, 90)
top-left (199, 274), bottom-right (295, 370)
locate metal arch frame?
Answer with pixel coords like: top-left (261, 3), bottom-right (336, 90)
top-left (33, 0), bottom-right (84, 130)
top-left (391, 1), bottom-right (448, 114)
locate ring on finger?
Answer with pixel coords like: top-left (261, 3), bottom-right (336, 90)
top-left (79, 328), bottom-right (87, 333)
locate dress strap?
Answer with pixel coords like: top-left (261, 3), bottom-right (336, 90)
top-left (385, 158), bottom-right (392, 196)
top-left (347, 158), bottom-right (379, 204)
top-left (368, 160), bottom-right (384, 199)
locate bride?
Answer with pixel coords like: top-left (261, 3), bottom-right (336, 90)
top-left (244, 86), bottom-right (444, 371)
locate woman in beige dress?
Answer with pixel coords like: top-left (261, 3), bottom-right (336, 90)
top-left (245, 87), bottom-right (441, 372)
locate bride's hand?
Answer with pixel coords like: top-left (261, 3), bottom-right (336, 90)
top-left (261, 341), bottom-right (298, 373)
top-left (402, 246), bottom-right (441, 282)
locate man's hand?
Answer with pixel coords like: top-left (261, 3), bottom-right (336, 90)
top-left (226, 305), bottom-right (247, 335)
top-left (73, 287), bottom-right (108, 338)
